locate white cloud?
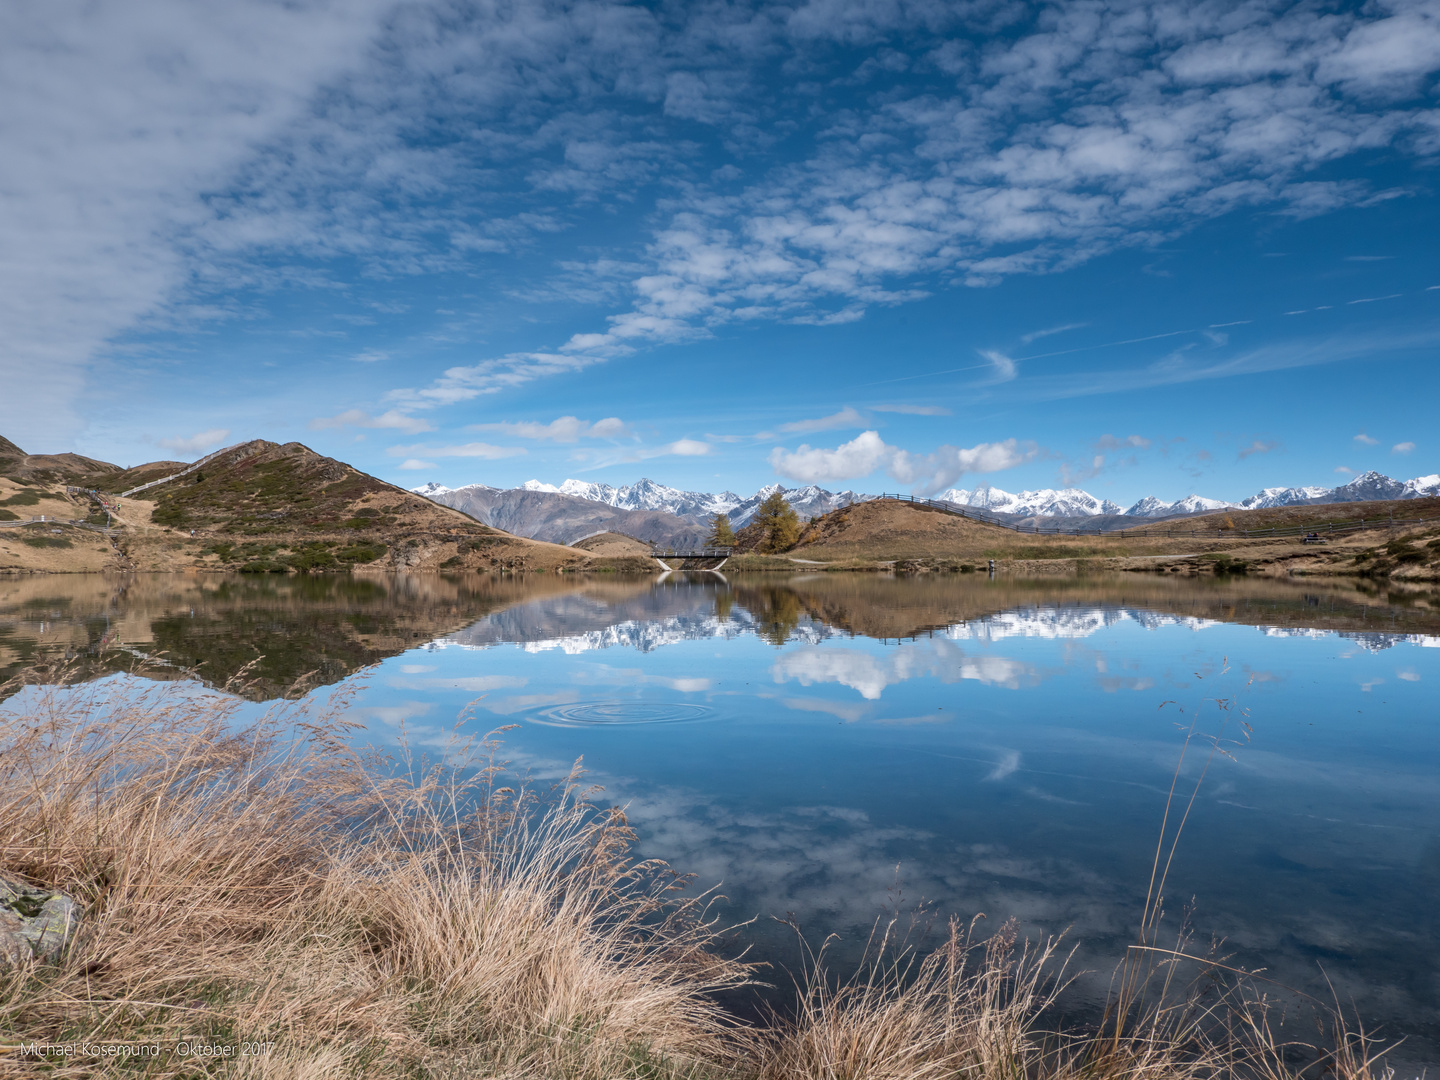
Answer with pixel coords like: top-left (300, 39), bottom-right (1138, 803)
top-left (10, 0), bottom-right (1440, 444)
top-left (870, 404), bottom-right (950, 415)
top-left (0, 0), bottom-right (395, 446)
top-left (582, 438), bottom-right (712, 467)
top-left (887, 438), bottom-right (1040, 495)
top-left (1238, 439), bottom-right (1279, 460)
top-left (396, 459), bottom-right (436, 471)
top-left (1095, 434), bottom-right (1151, 451)
top-left (777, 407), bottom-right (867, 434)
top-left (350, 349), bottom-right (389, 363)
top-left (664, 439), bottom-right (711, 457)
top-left (979, 350), bottom-right (1017, 383)
top-left (385, 353), bottom-right (606, 409)
top-left (769, 431), bottom-right (892, 485)
top-left (155, 428), bottom-right (231, 456)
top-left (387, 442), bottom-right (526, 460)
top-left (1392, 441), bottom-right (1416, 454)
top-left (1021, 323), bottom-right (1087, 344)
top-left (310, 409), bottom-right (434, 435)
top-left (1354, 432), bottom-right (1379, 445)
top-left (467, 416), bottom-right (632, 442)
top-left (1334, 466), bottom-right (1355, 475)
top-left (769, 430), bottom-right (1038, 492)
top-left (1060, 455), bottom-right (1107, 486)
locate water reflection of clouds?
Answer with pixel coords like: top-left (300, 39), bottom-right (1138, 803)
top-left (772, 639), bottom-right (1037, 699)
top-left (566, 663), bottom-right (713, 694)
top-left (386, 675), bottom-right (528, 691)
top-left (779, 696), bottom-right (870, 722)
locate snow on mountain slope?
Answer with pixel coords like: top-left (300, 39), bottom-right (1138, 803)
top-left (934, 486), bottom-right (1123, 516)
top-left (414, 469), bottom-right (1438, 531)
top-left (1238, 471), bottom-right (1440, 509)
top-left (1123, 494), bottom-right (1238, 518)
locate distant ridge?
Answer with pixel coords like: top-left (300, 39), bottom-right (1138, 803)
top-left (413, 469), bottom-right (1440, 541)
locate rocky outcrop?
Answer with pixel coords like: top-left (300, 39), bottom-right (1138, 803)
top-left (0, 873), bottom-right (81, 965)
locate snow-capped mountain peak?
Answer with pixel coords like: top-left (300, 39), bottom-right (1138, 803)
top-left (934, 485), bottom-right (1122, 517)
top-left (1124, 494), bottom-right (1238, 518)
top-left (415, 469), bottom-right (1437, 529)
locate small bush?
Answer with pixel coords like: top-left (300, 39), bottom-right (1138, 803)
top-left (336, 542), bottom-right (386, 564)
top-left (239, 559), bottom-right (290, 573)
top-left (19, 534), bottom-right (73, 549)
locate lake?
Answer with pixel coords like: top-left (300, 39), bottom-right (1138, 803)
top-left (3, 570), bottom-right (1438, 1067)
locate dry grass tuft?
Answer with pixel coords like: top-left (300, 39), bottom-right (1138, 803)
top-left (0, 671), bottom-right (751, 1078)
top-left (0, 666), bottom-right (1421, 1079)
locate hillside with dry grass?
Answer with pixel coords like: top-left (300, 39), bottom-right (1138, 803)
top-left (1, 437), bottom-right (657, 575)
top-left (718, 498), bottom-right (1440, 581)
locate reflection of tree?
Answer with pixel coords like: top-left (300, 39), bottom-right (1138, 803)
top-left (740, 586), bottom-right (805, 647)
top-left (713, 590), bottom-right (733, 624)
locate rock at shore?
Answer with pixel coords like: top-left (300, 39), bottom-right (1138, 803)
top-left (0, 873), bottom-right (81, 965)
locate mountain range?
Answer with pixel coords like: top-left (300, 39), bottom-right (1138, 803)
top-left (415, 470), bottom-right (1440, 546)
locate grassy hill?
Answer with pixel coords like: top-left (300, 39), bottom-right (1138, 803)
top-left (723, 497), bottom-right (1440, 580)
top-left (0, 437), bottom-right (655, 574)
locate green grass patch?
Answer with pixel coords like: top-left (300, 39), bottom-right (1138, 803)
top-left (0, 490), bottom-right (42, 507)
top-left (335, 542), bottom-right (386, 564)
top-left (20, 534), bottom-right (73, 549)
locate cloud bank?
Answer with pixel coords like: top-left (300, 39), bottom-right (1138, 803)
top-left (769, 430), bottom-right (1039, 493)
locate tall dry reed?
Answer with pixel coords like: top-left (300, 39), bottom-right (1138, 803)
top-left (0, 663), bottom-right (1420, 1079)
top-left (0, 669), bottom-right (752, 1078)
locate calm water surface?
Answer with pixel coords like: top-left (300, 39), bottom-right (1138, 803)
top-left (4, 571), bottom-right (1438, 1066)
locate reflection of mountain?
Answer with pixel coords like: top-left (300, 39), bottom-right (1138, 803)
top-left (7, 572), bottom-right (1439, 701)
top-left (438, 574), bottom-right (1440, 655)
top-left (443, 582), bottom-right (835, 653)
top-left (0, 574), bottom-right (592, 701)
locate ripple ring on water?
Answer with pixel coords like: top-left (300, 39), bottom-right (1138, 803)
top-left (530, 701), bottom-right (714, 727)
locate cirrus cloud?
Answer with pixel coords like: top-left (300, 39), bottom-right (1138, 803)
top-left (386, 441), bottom-right (526, 460)
top-left (155, 428), bottom-right (232, 456)
top-left (467, 416), bottom-right (632, 442)
top-left (310, 409), bottom-right (434, 435)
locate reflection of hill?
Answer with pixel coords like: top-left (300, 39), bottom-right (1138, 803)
top-left (727, 573), bottom-right (1440, 643)
top-left (0, 574), bottom-right (595, 701)
top-left (6, 572), bottom-right (1436, 702)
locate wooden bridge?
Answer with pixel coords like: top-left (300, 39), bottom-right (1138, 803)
top-left (649, 547), bottom-right (733, 559)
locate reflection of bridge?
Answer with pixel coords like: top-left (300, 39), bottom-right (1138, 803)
top-left (649, 548), bottom-right (733, 559)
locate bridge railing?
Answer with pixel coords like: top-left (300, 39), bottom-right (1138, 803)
top-left (649, 547), bottom-right (733, 558)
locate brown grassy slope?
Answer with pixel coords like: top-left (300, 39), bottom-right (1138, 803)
top-left (0, 435), bottom-right (122, 486)
top-left (97, 440), bottom-right (613, 573)
top-left (1120, 495), bottom-right (1440, 536)
top-left (91, 458), bottom-right (188, 492)
top-left (784, 499), bottom-right (1186, 562)
top-left (570, 531), bottom-right (656, 556)
top-left (0, 436), bottom-right (646, 573)
top-left (767, 499), bottom-right (1440, 580)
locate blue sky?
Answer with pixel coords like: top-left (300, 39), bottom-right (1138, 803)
top-left (3, 0), bottom-right (1437, 504)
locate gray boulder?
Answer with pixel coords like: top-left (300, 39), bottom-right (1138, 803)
top-left (0, 872), bottom-right (81, 965)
